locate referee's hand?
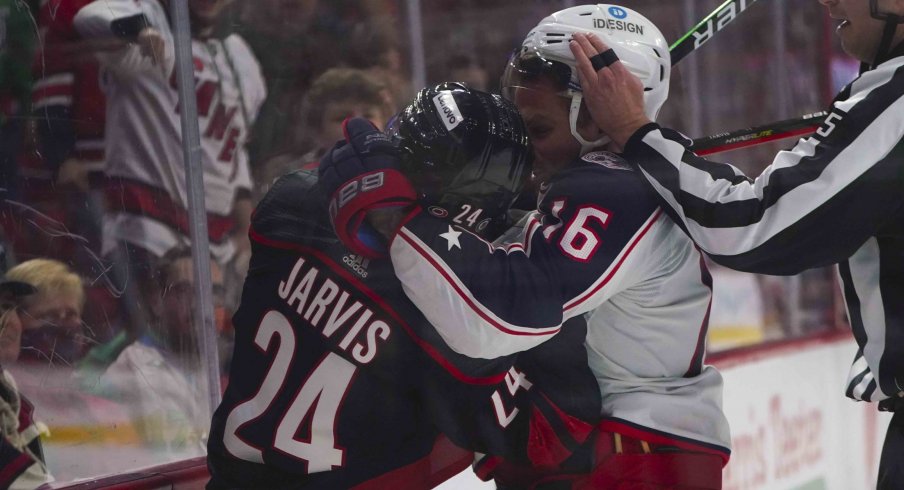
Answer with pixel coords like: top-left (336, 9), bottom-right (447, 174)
top-left (569, 33), bottom-right (650, 148)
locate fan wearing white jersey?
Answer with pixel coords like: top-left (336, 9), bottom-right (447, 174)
top-left (569, 0), bottom-right (904, 487)
top-left (319, 5), bottom-right (731, 488)
top-left (73, 0), bottom-right (265, 265)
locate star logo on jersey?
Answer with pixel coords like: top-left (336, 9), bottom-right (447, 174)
top-left (439, 226), bottom-right (462, 251)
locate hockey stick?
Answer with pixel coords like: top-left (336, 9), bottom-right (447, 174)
top-left (689, 111), bottom-right (829, 155)
top-left (670, 0), bottom-right (761, 66)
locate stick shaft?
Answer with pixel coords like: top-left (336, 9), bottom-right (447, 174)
top-left (690, 111), bottom-right (829, 155)
top-left (669, 0), bottom-right (760, 65)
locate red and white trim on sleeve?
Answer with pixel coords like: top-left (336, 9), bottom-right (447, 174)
top-left (563, 209), bottom-right (663, 317)
top-left (392, 228), bottom-right (561, 359)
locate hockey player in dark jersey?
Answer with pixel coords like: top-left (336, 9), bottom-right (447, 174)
top-left (568, 0), bottom-right (904, 487)
top-left (319, 5), bottom-right (731, 489)
top-left (207, 83), bottom-right (603, 489)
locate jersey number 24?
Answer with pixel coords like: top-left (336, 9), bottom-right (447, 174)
top-left (222, 310), bottom-right (355, 472)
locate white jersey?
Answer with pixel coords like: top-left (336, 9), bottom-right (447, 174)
top-left (74, 0), bottom-right (266, 262)
top-left (391, 153), bottom-right (731, 460)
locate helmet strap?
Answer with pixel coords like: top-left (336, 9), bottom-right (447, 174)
top-left (569, 93), bottom-right (609, 155)
top-left (869, 0), bottom-right (904, 67)
top-left (874, 19), bottom-right (900, 67)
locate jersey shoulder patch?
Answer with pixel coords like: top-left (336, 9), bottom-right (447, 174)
top-left (544, 160), bottom-right (660, 220)
top-left (581, 151), bottom-right (633, 171)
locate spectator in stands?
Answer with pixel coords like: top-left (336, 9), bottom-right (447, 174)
top-left (94, 247), bottom-right (225, 452)
top-left (26, 0), bottom-right (112, 265)
top-left (6, 259), bottom-right (87, 366)
top-left (0, 0), bottom-right (39, 203)
top-left (2, 259), bottom-right (140, 483)
top-left (236, 0), bottom-right (321, 164)
top-left (445, 53), bottom-right (490, 91)
top-left (345, 18), bottom-right (412, 111)
top-left (255, 68), bottom-right (390, 198)
top-left (0, 265), bottom-right (36, 366)
top-left (0, 272), bottom-right (52, 488)
top-left (73, 0), bottom-right (266, 341)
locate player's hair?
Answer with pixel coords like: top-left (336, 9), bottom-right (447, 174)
top-left (6, 259), bottom-right (84, 307)
top-left (301, 68), bottom-right (388, 130)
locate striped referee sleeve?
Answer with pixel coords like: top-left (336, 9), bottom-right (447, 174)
top-left (623, 57), bottom-right (904, 275)
top-left (846, 348), bottom-right (880, 402)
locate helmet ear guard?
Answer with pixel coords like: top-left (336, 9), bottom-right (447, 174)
top-left (389, 82), bottom-right (533, 239)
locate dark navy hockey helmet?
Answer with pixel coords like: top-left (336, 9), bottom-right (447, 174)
top-left (388, 82), bottom-right (532, 239)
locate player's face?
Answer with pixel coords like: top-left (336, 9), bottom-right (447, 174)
top-left (512, 77), bottom-right (582, 182)
top-left (319, 101), bottom-right (388, 150)
top-left (819, 0), bottom-right (894, 62)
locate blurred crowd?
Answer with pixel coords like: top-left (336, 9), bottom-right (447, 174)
top-left (0, 0), bottom-right (849, 485)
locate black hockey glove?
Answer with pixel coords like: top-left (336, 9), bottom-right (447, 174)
top-left (318, 117), bottom-right (416, 258)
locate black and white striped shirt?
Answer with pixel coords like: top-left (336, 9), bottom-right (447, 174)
top-left (622, 44), bottom-right (904, 404)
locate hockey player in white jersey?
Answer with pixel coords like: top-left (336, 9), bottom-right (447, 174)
top-left (318, 5), bottom-right (731, 488)
top-left (73, 0), bottom-right (265, 265)
top-left (569, 0), bottom-right (904, 487)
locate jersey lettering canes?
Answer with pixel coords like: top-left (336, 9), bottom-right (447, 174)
top-left (73, 0), bottom-right (266, 263)
top-left (620, 42), bottom-right (904, 406)
top-left (389, 152), bottom-right (732, 463)
top-left (206, 170), bottom-right (602, 488)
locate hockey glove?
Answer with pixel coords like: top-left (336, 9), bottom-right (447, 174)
top-left (318, 117), bottom-right (416, 258)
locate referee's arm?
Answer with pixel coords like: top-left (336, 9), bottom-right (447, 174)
top-left (622, 60), bottom-right (904, 275)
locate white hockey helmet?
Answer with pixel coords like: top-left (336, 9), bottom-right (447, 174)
top-left (501, 4), bottom-right (670, 150)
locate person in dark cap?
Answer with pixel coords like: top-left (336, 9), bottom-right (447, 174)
top-left (0, 278), bottom-right (36, 366)
top-left (0, 259), bottom-right (52, 487)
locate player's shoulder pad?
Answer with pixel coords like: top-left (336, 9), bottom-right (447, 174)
top-left (256, 169), bottom-right (320, 216)
top-left (546, 153), bottom-right (660, 214)
top-left (251, 169), bottom-right (335, 243)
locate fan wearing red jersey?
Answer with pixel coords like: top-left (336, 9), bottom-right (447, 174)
top-left (72, 0), bottom-right (266, 336)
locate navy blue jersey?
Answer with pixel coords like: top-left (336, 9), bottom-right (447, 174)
top-left (207, 170), bottom-right (601, 488)
top-left (389, 151), bottom-right (731, 458)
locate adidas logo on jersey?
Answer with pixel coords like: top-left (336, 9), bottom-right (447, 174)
top-left (342, 254), bottom-right (370, 278)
